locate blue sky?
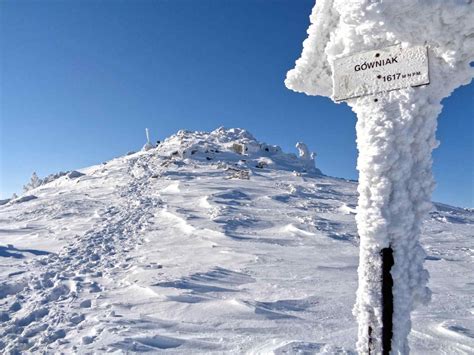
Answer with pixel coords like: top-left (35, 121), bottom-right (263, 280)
top-left (1, 0), bottom-right (473, 207)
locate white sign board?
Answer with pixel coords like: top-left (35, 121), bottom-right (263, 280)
top-left (332, 45), bottom-right (429, 101)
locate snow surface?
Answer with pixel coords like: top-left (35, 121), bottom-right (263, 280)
top-left (0, 128), bottom-right (472, 353)
top-left (285, 1), bottom-right (473, 353)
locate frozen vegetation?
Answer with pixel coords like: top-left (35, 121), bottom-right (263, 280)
top-left (0, 128), bottom-right (472, 353)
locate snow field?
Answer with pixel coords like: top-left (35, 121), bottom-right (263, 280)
top-left (0, 128), bottom-right (472, 353)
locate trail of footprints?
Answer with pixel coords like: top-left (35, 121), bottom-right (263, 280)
top-left (0, 157), bottom-right (161, 353)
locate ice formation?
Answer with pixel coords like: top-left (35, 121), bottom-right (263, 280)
top-left (286, 0), bottom-right (474, 353)
top-left (23, 172), bottom-right (42, 192)
top-left (296, 142), bottom-right (317, 172)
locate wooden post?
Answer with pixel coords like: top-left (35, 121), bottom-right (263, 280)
top-left (381, 247), bottom-right (394, 354)
top-left (285, 2), bottom-right (473, 352)
top-left (367, 247), bottom-right (394, 354)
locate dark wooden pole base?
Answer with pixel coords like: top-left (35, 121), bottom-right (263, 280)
top-left (368, 247), bottom-right (394, 355)
top-left (381, 247), bottom-right (394, 354)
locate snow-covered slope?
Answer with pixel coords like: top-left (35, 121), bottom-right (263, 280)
top-left (0, 128), bottom-right (472, 354)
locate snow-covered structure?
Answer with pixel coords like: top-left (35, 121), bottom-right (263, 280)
top-left (142, 128), bottom-right (154, 151)
top-left (286, 1), bottom-right (474, 353)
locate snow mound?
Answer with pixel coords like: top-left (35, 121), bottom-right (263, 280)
top-left (154, 127), bottom-right (322, 174)
top-left (142, 142), bottom-right (154, 151)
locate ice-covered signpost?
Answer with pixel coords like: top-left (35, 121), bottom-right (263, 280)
top-left (285, 1), bottom-right (473, 354)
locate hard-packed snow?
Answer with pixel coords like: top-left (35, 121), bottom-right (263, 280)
top-left (0, 128), bottom-right (472, 353)
top-left (286, 1), bottom-right (473, 353)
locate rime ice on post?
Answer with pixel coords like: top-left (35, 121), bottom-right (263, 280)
top-left (285, 1), bottom-right (474, 353)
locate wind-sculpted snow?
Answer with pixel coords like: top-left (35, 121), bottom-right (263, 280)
top-left (0, 128), bottom-right (472, 353)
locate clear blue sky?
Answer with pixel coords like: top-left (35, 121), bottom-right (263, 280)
top-left (1, 0), bottom-right (473, 207)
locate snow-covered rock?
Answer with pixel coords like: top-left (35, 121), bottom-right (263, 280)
top-left (9, 195), bottom-right (38, 204)
top-left (67, 171), bottom-right (85, 179)
top-left (142, 142), bottom-right (154, 151)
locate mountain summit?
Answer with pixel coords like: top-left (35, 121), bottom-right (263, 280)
top-left (148, 127), bottom-right (321, 174)
top-left (0, 128), bottom-right (472, 353)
